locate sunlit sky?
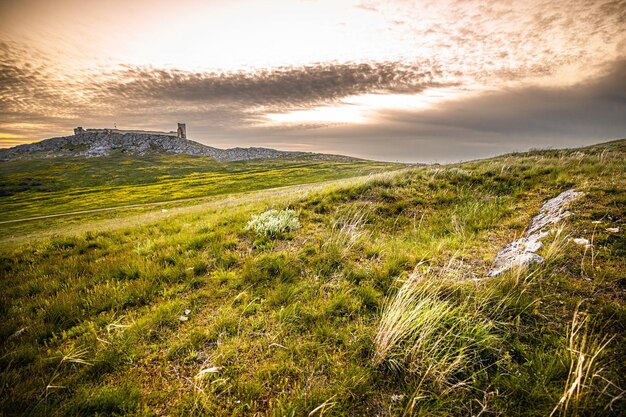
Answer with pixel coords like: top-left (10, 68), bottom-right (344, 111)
top-left (1, 0), bottom-right (624, 162)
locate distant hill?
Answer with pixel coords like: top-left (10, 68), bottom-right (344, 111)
top-left (0, 131), bottom-right (356, 162)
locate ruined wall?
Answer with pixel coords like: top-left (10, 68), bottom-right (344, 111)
top-left (73, 127), bottom-right (178, 137)
top-left (177, 123), bottom-right (187, 139)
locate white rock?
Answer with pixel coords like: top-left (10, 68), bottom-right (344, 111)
top-left (161, 209), bottom-right (168, 213)
top-left (9, 327), bottom-right (27, 339)
top-left (525, 190), bottom-right (584, 235)
top-left (195, 367), bottom-right (222, 379)
top-left (178, 315), bottom-right (189, 322)
top-left (490, 252), bottom-right (544, 277)
top-left (184, 309), bottom-right (191, 315)
top-left (524, 238), bottom-right (544, 252)
top-left (606, 227), bottom-right (619, 233)
top-left (573, 238), bottom-right (591, 247)
top-left (488, 189), bottom-right (583, 277)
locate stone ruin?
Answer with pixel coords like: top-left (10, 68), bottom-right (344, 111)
top-left (177, 123), bottom-right (186, 139)
top-left (73, 124), bottom-right (187, 138)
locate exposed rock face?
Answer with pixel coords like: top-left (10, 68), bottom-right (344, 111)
top-left (488, 189), bottom-right (584, 277)
top-left (525, 189), bottom-right (584, 235)
top-left (0, 131), bottom-right (327, 162)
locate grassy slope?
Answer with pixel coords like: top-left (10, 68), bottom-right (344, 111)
top-left (0, 153), bottom-right (399, 221)
top-left (0, 140), bottom-right (624, 416)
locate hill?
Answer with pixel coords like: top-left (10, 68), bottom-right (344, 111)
top-left (0, 140), bottom-right (624, 416)
top-left (0, 130), bottom-right (354, 162)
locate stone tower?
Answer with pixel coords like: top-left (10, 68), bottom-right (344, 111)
top-left (177, 123), bottom-right (187, 139)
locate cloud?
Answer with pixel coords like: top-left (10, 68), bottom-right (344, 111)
top-left (365, 0), bottom-right (626, 83)
top-left (228, 60), bottom-right (626, 162)
top-left (376, 60), bottom-right (626, 139)
top-left (0, 42), bottom-right (450, 139)
top-left (93, 62), bottom-right (446, 108)
top-left (1, 0), bottom-right (625, 158)
top-left (1, 50), bottom-right (624, 160)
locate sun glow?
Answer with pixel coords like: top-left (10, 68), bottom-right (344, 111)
top-left (265, 87), bottom-right (476, 125)
top-left (266, 106), bottom-right (367, 125)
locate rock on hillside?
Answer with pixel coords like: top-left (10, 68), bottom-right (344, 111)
top-left (0, 131), bottom-right (333, 162)
top-left (488, 189), bottom-right (585, 277)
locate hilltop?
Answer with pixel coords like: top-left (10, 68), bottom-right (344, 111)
top-left (0, 140), bottom-right (624, 416)
top-left (0, 130), bottom-right (355, 162)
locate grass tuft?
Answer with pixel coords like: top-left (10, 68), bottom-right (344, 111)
top-left (373, 263), bottom-right (501, 390)
top-left (550, 308), bottom-right (618, 417)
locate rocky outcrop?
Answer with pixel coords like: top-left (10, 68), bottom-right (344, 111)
top-left (0, 131), bottom-right (334, 162)
top-left (488, 189), bottom-right (584, 277)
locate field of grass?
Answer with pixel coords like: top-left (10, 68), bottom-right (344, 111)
top-left (0, 153), bottom-right (399, 221)
top-left (1, 140), bottom-right (624, 416)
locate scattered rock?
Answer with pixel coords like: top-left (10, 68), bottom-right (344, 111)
top-left (269, 343), bottom-right (288, 350)
top-left (592, 220), bottom-right (602, 224)
top-left (195, 367), bottom-right (222, 379)
top-left (161, 209), bottom-right (168, 213)
top-left (606, 227), bottom-right (619, 233)
top-left (489, 189), bottom-right (584, 277)
top-left (178, 315), bottom-right (189, 322)
top-left (573, 238), bottom-right (591, 247)
top-left (9, 327), bottom-right (28, 339)
top-left (184, 309), bottom-right (191, 315)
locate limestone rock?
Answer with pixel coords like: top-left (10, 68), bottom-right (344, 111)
top-left (488, 189), bottom-right (584, 277)
top-left (573, 238), bottom-right (592, 248)
top-left (490, 248), bottom-right (544, 277)
top-left (525, 189), bottom-right (584, 235)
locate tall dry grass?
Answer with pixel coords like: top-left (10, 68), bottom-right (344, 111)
top-left (373, 264), bottom-right (501, 389)
top-left (550, 308), bottom-right (620, 417)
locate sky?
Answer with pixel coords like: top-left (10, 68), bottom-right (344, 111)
top-left (0, 0), bottom-right (624, 162)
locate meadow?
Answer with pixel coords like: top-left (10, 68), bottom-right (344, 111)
top-left (0, 140), bottom-right (625, 416)
top-left (0, 153), bottom-right (399, 221)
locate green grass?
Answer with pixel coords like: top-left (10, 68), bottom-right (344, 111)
top-left (0, 153), bottom-right (399, 221)
top-left (0, 140), bottom-right (624, 416)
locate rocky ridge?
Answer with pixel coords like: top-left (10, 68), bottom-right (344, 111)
top-left (0, 131), bottom-right (347, 162)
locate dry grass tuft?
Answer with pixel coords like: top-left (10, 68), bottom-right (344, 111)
top-left (324, 208), bottom-right (369, 255)
top-left (550, 308), bottom-right (618, 417)
top-left (373, 263), bottom-right (501, 390)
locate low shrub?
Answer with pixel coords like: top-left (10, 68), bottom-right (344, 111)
top-left (245, 209), bottom-right (301, 237)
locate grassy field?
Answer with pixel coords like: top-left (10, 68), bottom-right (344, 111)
top-left (0, 140), bottom-right (625, 416)
top-left (0, 153), bottom-right (399, 221)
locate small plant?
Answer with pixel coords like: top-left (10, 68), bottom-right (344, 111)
top-left (245, 209), bottom-right (301, 238)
